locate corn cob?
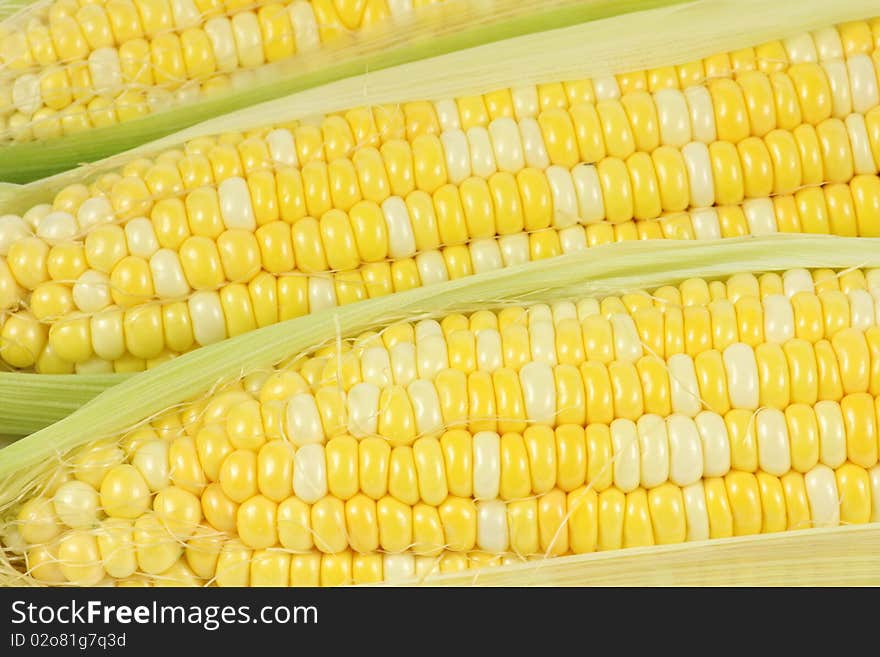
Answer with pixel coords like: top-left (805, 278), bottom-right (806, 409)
top-left (0, 0), bottom-right (447, 144)
top-left (2, 261), bottom-right (879, 586)
top-left (0, 0), bottom-right (876, 186)
top-left (0, 6), bottom-right (878, 146)
top-left (2, 17), bottom-right (880, 375)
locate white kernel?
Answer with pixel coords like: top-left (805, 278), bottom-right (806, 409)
top-left (285, 393), bottom-right (324, 446)
top-left (36, 211), bottom-right (77, 241)
top-left (440, 129), bottom-right (471, 184)
top-left (149, 249), bottom-right (190, 299)
top-left (763, 294), bottom-right (795, 342)
top-left (519, 361), bottom-right (556, 424)
top-left (654, 88), bottom-right (692, 147)
top-left (847, 54), bottom-right (880, 114)
top-left (743, 198), bottom-right (778, 235)
top-left (381, 196), bottom-right (416, 259)
top-left (546, 165), bottom-right (578, 228)
top-left (407, 379), bottom-right (442, 438)
top-left (682, 141), bottom-right (714, 208)
top-left (472, 431), bottom-right (501, 500)
top-left (518, 117), bottom-right (550, 169)
top-left (723, 342), bottom-right (759, 409)
top-left (218, 177), bottom-right (256, 230)
top-left (783, 32), bottom-right (818, 64)
top-left (469, 238), bottom-right (503, 274)
top-left (188, 290), bottom-right (227, 346)
top-left (292, 443), bottom-right (327, 504)
top-left (88, 48), bottom-right (123, 97)
top-left (684, 85), bottom-right (716, 141)
top-left (805, 464), bottom-right (839, 527)
top-left (76, 197), bottom-right (114, 232)
top-left (205, 17), bottom-right (238, 71)
top-left (610, 418), bottom-right (640, 492)
top-left (637, 414), bottom-right (669, 488)
top-left (666, 414), bottom-right (703, 486)
top-left (73, 270), bottom-right (112, 313)
top-left (668, 353), bottom-right (701, 417)
top-left (0, 215), bottom-right (29, 256)
top-left (572, 164), bottom-right (605, 224)
top-left (682, 481), bottom-right (709, 541)
top-left (477, 499), bottom-right (509, 553)
top-left (488, 117), bottom-right (525, 173)
top-left (266, 129), bottom-right (298, 168)
top-left (307, 277), bottom-right (336, 312)
top-left (347, 382), bottom-right (380, 437)
top-left (466, 126), bottom-right (497, 178)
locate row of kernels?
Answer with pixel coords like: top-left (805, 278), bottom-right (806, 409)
top-left (3, 0), bottom-right (346, 103)
top-left (200, 547), bottom-right (508, 587)
top-left (278, 336), bottom-right (880, 445)
top-left (310, 316), bottom-right (644, 391)
top-left (56, 64), bottom-right (878, 202)
top-left (3, 15), bottom-right (875, 97)
top-left (29, 458), bottom-right (875, 585)
top-left (217, 114), bottom-right (861, 229)
top-left (7, 41), bottom-right (227, 117)
top-left (14, 371), bottom-right (880, 583)
top-left (0, 0), bottom-right (440, 139)
top-left (3, 17), bottom-right (879, 142)
top-left (2, 75), bottom-right (237, 143)
top-left (5, 259), bottom-right (878, 372)
top-left (8, 89), bottom-right (880, 251)
top-left (3, 256), bottom-right (482, 370)
top-left (295, 288), bottom-right (880, 395)
top-left (37, 119), bottom-right (879, 266)
top-left (287, 334), bottom-right (880, 444)
top-left (434, 36), bottom-right (879, 131)
top-left (333, 266), bottom-right (874, 356)
top-left (398, 50), bottom-right (880, 140)
top-left (122, 97), bottom-right (880, 209)
top-left (197, 464), bottom-right (876, 562)
top-left (196, 456), bottom-right (872, 585)
top-left (194, 395), bottom-right (879, 509)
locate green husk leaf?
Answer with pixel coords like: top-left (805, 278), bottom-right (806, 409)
top-left (0, 0), bottom-right (37, 21)
top-left (2, 0), bottom-right (877, 186)
top-left (413, 524), bottom-right (880, 586)
top-left (2, 234), bottom-right (880, 499)
top-left (0, 373), bottom-right (127, 437)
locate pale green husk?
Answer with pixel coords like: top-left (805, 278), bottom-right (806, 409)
top-left (0, 374), bottom-right (127, 437)
top-left (0, 0), bottom-right (38, 21)
top-left (0, 0), bottom-right (877, 186)
top-left (416, 524), bottom-right (880, 586)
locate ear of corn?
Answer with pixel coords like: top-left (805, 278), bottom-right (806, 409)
top-left (1, 235), bottom-right (880, 586)
top-left (0, 0), bottom-right (877, 183)
top-left (0, 0), bottom-right (704, 182)
top-left (0, 10), bottom-right (879, 413)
